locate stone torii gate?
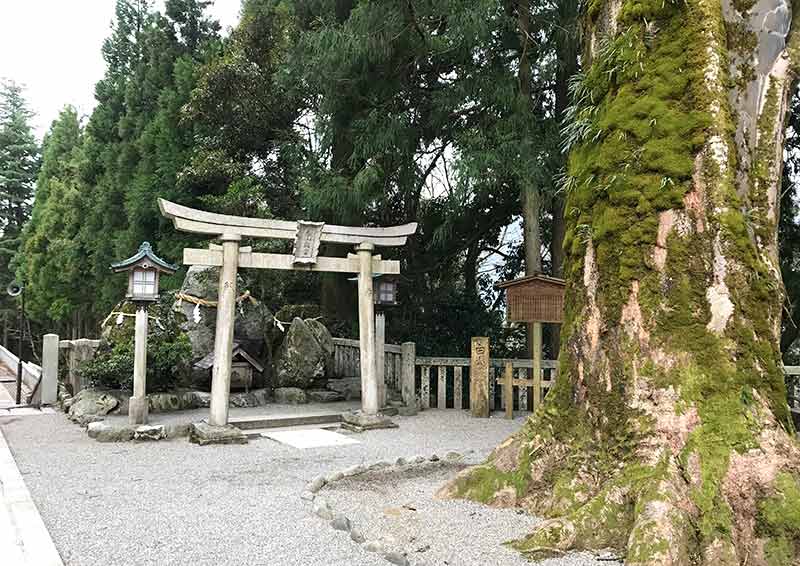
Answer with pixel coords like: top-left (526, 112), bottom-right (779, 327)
top-left (159, 199), bottom-right (417, 429)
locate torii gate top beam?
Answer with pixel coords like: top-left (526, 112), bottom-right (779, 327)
top-left (158, 199), bottom-right (418, 247)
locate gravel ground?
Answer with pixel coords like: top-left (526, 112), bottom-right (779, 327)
top-left (1, 409), bottom-right (616, 566)
top-left (322, 464), bottom-right (616, 566)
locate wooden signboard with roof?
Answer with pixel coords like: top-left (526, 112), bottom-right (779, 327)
top-left (495, 273), bottom-right (565, 417)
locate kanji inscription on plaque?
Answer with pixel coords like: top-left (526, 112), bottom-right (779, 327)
top-left (292, 221), bottom-right (325, 265)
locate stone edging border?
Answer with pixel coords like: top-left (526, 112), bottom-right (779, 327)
top-left (300, 451), bottom-right (466, 566)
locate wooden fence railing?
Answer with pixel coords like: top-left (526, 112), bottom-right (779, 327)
top-left (331, 338), bottom-right (558, 414)
top-left (333, 340), bottom-right (800, 417)
top-left (332, 338), bottom-right (403, 392)
top-left (414, 356), bottom-right (558, 412)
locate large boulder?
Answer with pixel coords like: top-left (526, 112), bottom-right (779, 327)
top-left (273, 318), bottom-right (333, 388)
top-left (173, 266), bottom-right (273, 386)
top-left (68, 389), bottom-right (120, 425)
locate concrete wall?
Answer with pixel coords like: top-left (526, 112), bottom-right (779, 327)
top-left (0, 343), bottom-right (42, 392)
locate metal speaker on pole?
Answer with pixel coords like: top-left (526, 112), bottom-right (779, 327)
top-left (6, 281), bottom-right (22, 297)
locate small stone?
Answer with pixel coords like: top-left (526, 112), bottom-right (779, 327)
top-left (445, 451), bottom-right (462, 461)
top-left (86, 421), bottom-right (107, 439)
top-left (300, 491), bottom-right (315, 502)
top-left (395, 457), bottom-right (407, 466)
top-left (308, 476), bottom-right (327, 493)
top-left (343, 464), bottom-right (366, 477)
top-left (273, 387), bottom-right (308, 404)
top-left (330, 514), bottom-right (352, 532)
top-left (307, 389), bottom-right (345, 403)
top-left (363, 541), bottom-right (385, 553)
top-left (341, 410), bottom-right (397, 432)
top-left (410, 455), bottom-right (425, 465)
top-left (325, 471), bottom-right (344, 483)
top-left (398, 405), bottom-right (418, 417)
top-left (312, 499), bottom-right (333, 520)
top-left (133, 424), bottom-right (166, 441)
top-left (87, 422), bottom-right (135, 442)
top-left (188, 422), bottom-right (247, 446)
top-left (416, 544), bottom-right (431, 553)
top-left (383, 551), bottom-right (410, 566)
top-left (350, 528), bottom-right (366, 543)
top-left (429, 454), bottom-right (440, 462)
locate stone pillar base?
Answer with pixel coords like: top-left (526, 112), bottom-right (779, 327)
top-left (189, 422), bottom-right (248, 446)
top-left (341, 410), bottom-right (398, 433)
top-left (129, 396), bottom-right (149, 425)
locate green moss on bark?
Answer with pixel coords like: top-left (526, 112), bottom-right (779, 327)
top-left (757, 473), bottom-right (800, 566)
top-left (563, 4), bottom-right (709, 322)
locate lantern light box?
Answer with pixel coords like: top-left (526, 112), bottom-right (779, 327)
top-left (111, 241), bottom-right (179, 303)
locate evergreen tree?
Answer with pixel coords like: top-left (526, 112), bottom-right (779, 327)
top-left (77, 0), bottom-right (220, 315)
top-left (17, 107), bottom-right (89, 331)
top-left (0, 80), bottom-right (39, 330)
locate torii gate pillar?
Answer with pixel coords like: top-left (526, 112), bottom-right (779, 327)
top-left (209, 234), bottom-right (241, 426)
top-left (356, 243), bottom-right (379, 415)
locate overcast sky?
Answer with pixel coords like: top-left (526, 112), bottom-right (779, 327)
top-left (0, 1), bottom-right (241, 140)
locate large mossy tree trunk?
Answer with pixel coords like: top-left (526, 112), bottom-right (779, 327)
top-left (441, 1), bottom-right (800, 564)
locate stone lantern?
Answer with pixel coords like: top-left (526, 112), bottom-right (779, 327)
top-left (111, 242), bottom-right (178, 424)
top-left (374, 275), bottom-right (399, 307)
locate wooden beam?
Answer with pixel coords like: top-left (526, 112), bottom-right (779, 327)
top-left (160, 198), bottom-right (417, 247)
top-left (183, 248), bottom-right (400, 275)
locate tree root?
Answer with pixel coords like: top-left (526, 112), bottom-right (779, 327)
top-left (439, 415), bottom-right (800, 565)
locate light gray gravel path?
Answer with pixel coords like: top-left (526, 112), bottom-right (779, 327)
top-left (322, 463), bottom-right (617, 566)
top-left (1, 409), bottom-right (617, 566)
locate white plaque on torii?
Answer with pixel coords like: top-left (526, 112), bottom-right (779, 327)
top-left (159, 198), bottom-right (417, 427)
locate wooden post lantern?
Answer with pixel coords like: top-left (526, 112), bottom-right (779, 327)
top-left (111, 241), bottom-right (178, 303)
top-left (110, 242), bottom-right (178, 425)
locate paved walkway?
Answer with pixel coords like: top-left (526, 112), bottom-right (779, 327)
top-left (0, 420), bottom-right (64, 565)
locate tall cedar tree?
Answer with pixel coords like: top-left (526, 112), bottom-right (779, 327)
top-left (0, 80), bottom-right (39, 326)
top-left (76, 0), bottom-right (219, 317)
top-left (441, 2), bottom-right (800, 564)
top-left (17, 108), bottom-right (90, 332)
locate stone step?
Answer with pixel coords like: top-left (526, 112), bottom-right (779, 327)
top-left (229, 412), bottom-right (343, 431)
top-left (240, 423), bottom-right (341, 439)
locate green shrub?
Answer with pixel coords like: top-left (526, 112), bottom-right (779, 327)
top-left (80, 293), bottom-right (192, 392)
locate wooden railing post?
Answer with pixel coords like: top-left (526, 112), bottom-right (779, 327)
top-left (533, 322), bottom-right (542, 409)
top-left (401, 342), bottom-right (416, 408)
top-left (504, 362), bottom-right (513, 419)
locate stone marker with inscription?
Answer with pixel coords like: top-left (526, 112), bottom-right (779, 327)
top-left (470, 337), bottom-right (490, 418)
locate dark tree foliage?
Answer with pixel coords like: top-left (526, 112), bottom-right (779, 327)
top-left (780, 89), bottom-right (800, 362)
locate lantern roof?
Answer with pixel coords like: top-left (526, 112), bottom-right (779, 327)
top-left (495, 273), bottom-right (565, 290)
top-left (111, 241), bottom-right (179, 274)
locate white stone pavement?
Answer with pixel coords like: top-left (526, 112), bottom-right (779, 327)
top-left (0, 425), bottom-right (64, 566)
